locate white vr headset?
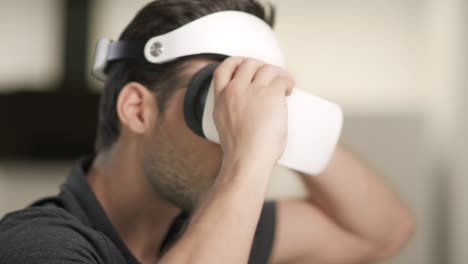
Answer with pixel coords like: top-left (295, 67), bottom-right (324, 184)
top-left (93, 11), bottom-right (285, 80)
top-left (92, 11), bottom-right (343, 175)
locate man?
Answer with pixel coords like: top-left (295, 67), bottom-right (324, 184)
top-left (0, 1), bottom-right (413, 263)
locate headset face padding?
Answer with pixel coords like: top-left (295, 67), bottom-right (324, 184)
top-left (184, 63), bottom-right (219, 138)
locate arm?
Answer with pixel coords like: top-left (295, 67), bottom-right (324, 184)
top-left (271, 145), bottom-right (414, 264)
top-left (159, 57), bottom-right (295, 264)
top-left (160, 158), bottom-right (272, 264)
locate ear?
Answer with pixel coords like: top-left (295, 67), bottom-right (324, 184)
top-left (116, 82), bottom-right (159, 136)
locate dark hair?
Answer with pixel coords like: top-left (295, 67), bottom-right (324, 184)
top-left (95, 0), bottom-right (275, 152)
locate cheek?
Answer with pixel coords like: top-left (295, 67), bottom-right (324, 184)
top-left (163, 89), bottom-right (223, 171)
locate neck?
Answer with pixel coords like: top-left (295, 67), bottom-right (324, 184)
top-left (88, 140), bottom-right (180, 263)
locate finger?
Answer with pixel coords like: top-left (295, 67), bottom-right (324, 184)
top-left (270, 68), bottom-right (295, 96)
top-left (213, 57), bottom-right (245, 97)
top-left (230, 58), bottom-right (264, 89)
top-left (285, 77), bottom-right (295, 96)
top-left (269, 77), bottom-right (295, 96)
top-left (253, 65), bottom-right (291, 86)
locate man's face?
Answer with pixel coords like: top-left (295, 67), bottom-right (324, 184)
top-left (142, 59), bottom-right (223, 211)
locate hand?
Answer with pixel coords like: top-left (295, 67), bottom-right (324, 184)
top-left (212, 57), bottom-right (295, 167)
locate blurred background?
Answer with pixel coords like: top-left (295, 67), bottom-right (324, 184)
top-left (0, 0), bottom-right (466, 263)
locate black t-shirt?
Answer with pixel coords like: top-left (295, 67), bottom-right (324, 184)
top-left (0, 158), bottom-right (276, 264)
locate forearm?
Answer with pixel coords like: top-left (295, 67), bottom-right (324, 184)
top-left (301, 145), bottom-right (413, 257)
top-left (159, 158), bottom-right (273, 264)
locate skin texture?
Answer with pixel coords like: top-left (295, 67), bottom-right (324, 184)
top-left (88, 57), bottom-right (414, 264)
top-left (141, 89), bottom-right (223, 210)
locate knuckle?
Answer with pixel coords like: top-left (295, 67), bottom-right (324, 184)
top-left (213, 66), bottom-right (225, 80)
top-left (226, 56), bottom-right (242, 63)
top-left (242, 58), bottom-right (262, 69)
top-left (217, 57), bottom-right (242, 73)
top-left (244, 57), bottom-right (259, 64)
top-left (271, 66), bottom-right (284, 75)
top-left (281, 77), bottom-right (292, 86)
top-left (275, 73), bottom-right (294, 87)
top-left (255, 65), bottom-right (271, 78)
top-left (272, 77), bottom-right (289, 90)
top-left (290, 79), bottom-right (296, 89)
top-left (265, 65), bottom-right (281, 75)
top-left (284, 71), bottom-right (295, 83)
top-left (229, 56), bottom-right (245, 65)
top-left (257, 64), bottom-right (270, 73)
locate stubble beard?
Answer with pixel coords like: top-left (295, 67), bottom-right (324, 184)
top-left (142, 128), bottom-right (214, 211)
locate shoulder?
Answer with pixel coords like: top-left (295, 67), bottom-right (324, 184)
top-left (0, 207), bottom-right (112, 264)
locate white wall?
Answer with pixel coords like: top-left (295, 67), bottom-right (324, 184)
top-left (272, 0), bottom-right (427, 116)
top-left (0, 161), bottom-right (70, 215)
top-left (448, 0), bottom-right (468, 262)
top-left (0, 0), bottom-right (62, 91)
